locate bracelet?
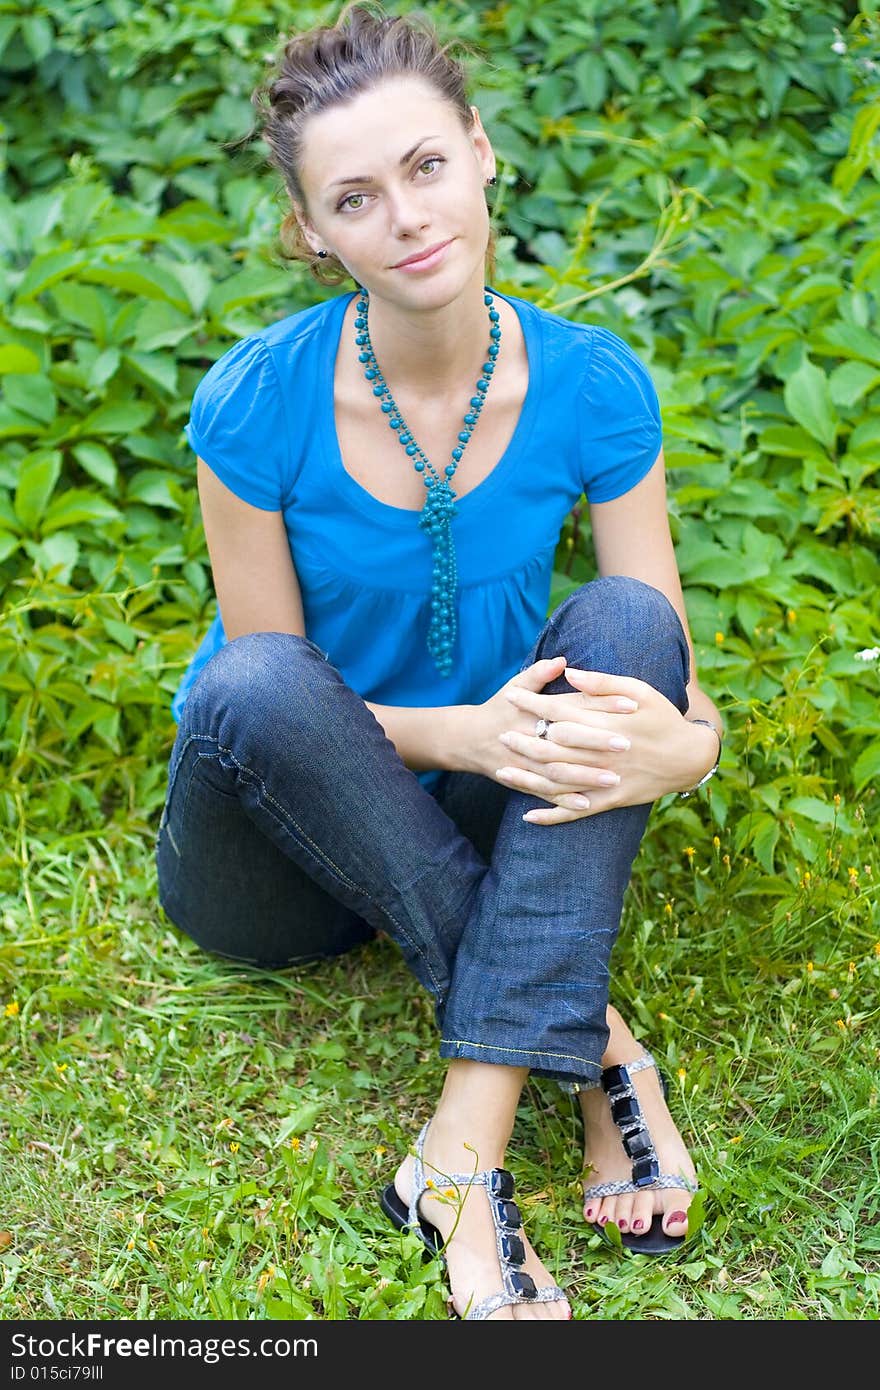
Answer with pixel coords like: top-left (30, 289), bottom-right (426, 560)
top-left (678, 718), bottom-right (722, 798)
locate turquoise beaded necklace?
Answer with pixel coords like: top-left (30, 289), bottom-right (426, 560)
top-left (355, 286), bottom-right (502, 676)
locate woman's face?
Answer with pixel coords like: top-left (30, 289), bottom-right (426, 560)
top-left (294, 76), bottom-right (495, 305)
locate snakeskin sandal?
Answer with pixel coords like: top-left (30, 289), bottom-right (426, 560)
top-left (581, 1050), bottom-right (699, 1255)
top-left (381, 1121), bottom-right (570, 1320)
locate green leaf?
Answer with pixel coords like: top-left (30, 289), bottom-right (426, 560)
top-left (783, 359), bottom-right (838, 450)
top-left (4, 374), bottom-right (57, 424)
top-left (81, 260), bottom-right (190, 311)
top-left (125, 470), bottom-right (183, 511)
top-left (815, 321), bottom-right (880, 367)
top-left (277, 1103), bottom-right (323, 1143)
top-left (829, 360), bottom-right (880, 408)
top-left (73, 399), bottom-right (154, 438)
top-left (71, 442), bottom-right (118, 489)
top-left (0, 344), bottom-right (41, 374)
top-left (206, 266), bottom-right (294, 317)
top-left (15, 250), bottom-right (90, 301)
top-left (752, 815), bottom-right (781, 875)
top-left (852, 743), bottom-right (880, 795)
top-left (14, 450), bottom-right (62, 530)
top-left (41, 489), bottom-right (123, 534)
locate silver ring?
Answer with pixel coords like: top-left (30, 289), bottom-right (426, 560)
top-left (535, 718), bottom-right (552, 740)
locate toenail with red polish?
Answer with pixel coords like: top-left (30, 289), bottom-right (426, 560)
top-left (632, 1219), bottom-right (645, 1231)
top-left (584, 1208), bottom-right (594, 1220)
top-left (668, 1211), bottom-right (687, 1225)
top-left (618, 1219), bottom-right (628, 1230)
top-left (598, 1214), bottom-right (608, 1225)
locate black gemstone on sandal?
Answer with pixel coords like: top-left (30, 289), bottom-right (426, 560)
top-left (488, 1168), bottom-right (515, 1198)
top-left (500, 1232), bottom-right (526, 1265)
top-left (623, 1127), bottom-right (653, 1160)
top-left (611, 1095), bottom-right (640, 1126)
top-left (493, 1198), bottom-right (522, 1229)
top-left (632, 1156), bottom-right (661, 1187)
top-left (508, 1270), bottom-right (538, 1299)
top-left (602, 1064), bottom-right (630, 1095)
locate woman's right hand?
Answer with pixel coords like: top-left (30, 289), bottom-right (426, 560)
top-left (468, 655), bottom-right (637, 820)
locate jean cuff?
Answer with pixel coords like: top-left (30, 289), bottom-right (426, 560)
top-left (439, 1036), bottom-right (603, 1088)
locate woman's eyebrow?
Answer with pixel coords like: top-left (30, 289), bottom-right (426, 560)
top-left (328, 137), bottom-right (440, 190)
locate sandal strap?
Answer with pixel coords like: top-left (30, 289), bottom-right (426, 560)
top-left (408, 1123), bottom-right (568, 1320)
top-left (583, 1172), bottom-right (699, 1200)
top-left (596, 1052), bottom-right (694, 1193)
top-left (565, 1048), bottom-right (658, 1094)
top-left (467, 1284), bottom-right (569, 1321)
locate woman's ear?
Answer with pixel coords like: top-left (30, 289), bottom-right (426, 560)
top-left (469, 105), bottom-right (495, 180)
top-left (291, 200), bottom-right (321, 255)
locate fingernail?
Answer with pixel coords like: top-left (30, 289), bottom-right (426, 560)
top-left (667, 1211), bottom-right (687, 1226)
top-left (609, 735), bottom-right (631, 751)
top-left (495, 768), bottom-right (512, 779)
top-left (573, 795), bottom-right (591, 810)
top-left (632, 1219), bottom-right (645, 1232)
top-left (616, 698), bottom-right (639, 711)
top-left (498, 732), bottom-right (512, 745)
top-left (597, 772), bottom-right (620, 786)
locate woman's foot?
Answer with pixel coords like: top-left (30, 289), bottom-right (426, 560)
top-left (392, 1124), bottom-right (571, 1320)
top-left (580, 1006), bottom-right (697, 1243)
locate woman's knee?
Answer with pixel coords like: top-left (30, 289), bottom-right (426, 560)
top-left (182, 631), bottom-right (336, 738)
top-left (549, 576), bottom-right (690, 704)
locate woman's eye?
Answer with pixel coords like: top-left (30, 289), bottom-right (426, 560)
top-left (337, 158), bottom-right (444, 211)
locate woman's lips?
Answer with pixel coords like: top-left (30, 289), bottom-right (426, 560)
top-left (393, 239), bottom-right (453, 272)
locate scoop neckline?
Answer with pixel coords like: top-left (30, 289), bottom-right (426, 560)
top-left (319, 285), bottom-right (543, 524)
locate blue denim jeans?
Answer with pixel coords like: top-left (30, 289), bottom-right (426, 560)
top-left (155, 576), bottom-right (690, 1086)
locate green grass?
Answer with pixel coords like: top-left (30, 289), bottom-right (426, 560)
top-left (2, 790), bottom-right (877, 1321)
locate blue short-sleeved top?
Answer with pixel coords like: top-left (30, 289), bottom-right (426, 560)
top-left (173, 287), bottom-right (662, 793)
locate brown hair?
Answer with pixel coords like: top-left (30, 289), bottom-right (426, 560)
top-left (251, 1), bottom-right (497, 287)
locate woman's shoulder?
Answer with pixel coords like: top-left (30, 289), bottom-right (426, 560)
top-left (200, 292), bottom-right (349, 385)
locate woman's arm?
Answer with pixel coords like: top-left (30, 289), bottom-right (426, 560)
top-left (198, 459), bottom-right (475, 770)
top-left (588, 449), bottom-right (724, 737)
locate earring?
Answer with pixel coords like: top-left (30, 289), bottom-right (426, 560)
top-left (317, 249), bottom-right (328, 258)
top-left (486, 175), bottom-right (497, 186)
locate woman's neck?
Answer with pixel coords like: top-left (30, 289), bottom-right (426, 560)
top-left (359, 266), bottom-right (494, 397)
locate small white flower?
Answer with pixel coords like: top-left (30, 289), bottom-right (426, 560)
top-left (854, 647), bottom-right (880, 662)
top-left (831, 40), bottom-right (847, 55)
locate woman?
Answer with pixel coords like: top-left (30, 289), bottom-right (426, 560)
top-left (155, 3), bottom-right (720, 1320)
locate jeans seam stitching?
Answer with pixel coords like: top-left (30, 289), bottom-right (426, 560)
top-left (440, 1037), bottom-right (602, 1070)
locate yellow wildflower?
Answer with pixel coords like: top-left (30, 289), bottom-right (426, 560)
top-left (787, 610), bottom-right (796, 623)
top-left (730, 1135), bottom-right (742, 1145)
top-left (715, 631), bottom-right (724, 645)
top-left (722, 854), bottom-right (730, 868)
top-left (713, 836), bottom-right (720, 850)
top-left (684, 846), bottom-right (695, 860)
top-left (836, 1019), bottom-right (846, 1031)
top-left (4, 1001), bottom-right (19, 1017)
top-left (289, 1136), bottom-right (301, 1151)
top-left (126, 1240), bottom-right (135, 1251)
top-left (664, 902), bottom-right (673, 916)
top-left (229, 1141), bottom-right (240, 1153)
top-left (677, 1068), bottom-right (686, 1081)
top-left (807, 961), bottom-right (814, 973)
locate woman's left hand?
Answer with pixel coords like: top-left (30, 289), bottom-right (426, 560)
top-left (496, 665), bottom-right (720, 824)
